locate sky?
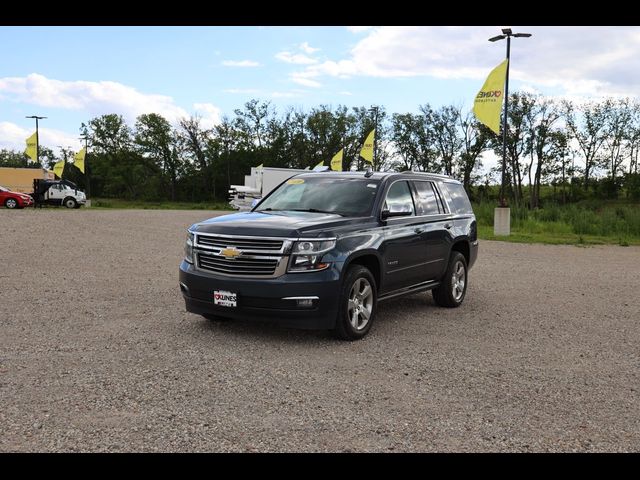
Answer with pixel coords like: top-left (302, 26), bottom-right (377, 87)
top-left (1, 26), bottom-right (639, 165)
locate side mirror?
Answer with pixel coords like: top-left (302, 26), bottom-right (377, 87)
top-left (381, 209), bottom-right (412, 221)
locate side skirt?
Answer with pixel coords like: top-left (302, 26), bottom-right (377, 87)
top-left (378, 280), bottom-right (441, 302)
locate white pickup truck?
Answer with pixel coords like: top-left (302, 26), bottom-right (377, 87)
top-left (32, 179), bottom-right (87, 208)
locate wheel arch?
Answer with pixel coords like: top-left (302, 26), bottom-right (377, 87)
top-left (343, 250), bottom-right (382, 291)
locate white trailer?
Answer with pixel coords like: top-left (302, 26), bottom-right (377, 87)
top-left (229, 166), bottom-right (310, 210)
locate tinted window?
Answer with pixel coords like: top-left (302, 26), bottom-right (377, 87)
top-left (413, 181), bottom-right (441, 215)
top-left (256, 176), bottom-right (379, 217)
top-left (383, 181), bottom-right (415, 215)
top-left (443, 183), bottom-right (473, 214)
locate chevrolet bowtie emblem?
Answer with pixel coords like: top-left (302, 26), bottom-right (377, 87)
top-left (220, 246), bottom-right (242, 259)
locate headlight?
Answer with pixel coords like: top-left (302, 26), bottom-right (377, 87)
top-left (288, 239), bottom-right (335, 272)
top-left (184, 231), bottom-right (194, 264)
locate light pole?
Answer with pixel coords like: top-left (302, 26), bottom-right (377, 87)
top-left (79, 133), bottom-right (91, 199)
top-left (488, 28), bottom-right (531, 207)
top-left (26, 115), bottom-right (47, 165)
top-left (369, 106), bottom-right (379, 170)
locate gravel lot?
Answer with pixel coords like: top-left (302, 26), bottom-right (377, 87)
top-left (1, 208), bottom-right (639, 452)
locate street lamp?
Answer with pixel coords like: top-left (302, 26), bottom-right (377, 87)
top-left (368, 106), bottom-right (379, 169)
top-left (488, 28), bottom-right (531, 207)
top-left (25, 115), bottom-right (47, 165)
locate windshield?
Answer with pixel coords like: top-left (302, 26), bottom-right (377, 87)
top-left (0, 186), bottom-right (8, 192)
top-left (255, 176), bottom-right (380, 217)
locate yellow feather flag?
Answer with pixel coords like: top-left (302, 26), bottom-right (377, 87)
top-left (25, 132), bottom-right (37, 161)
top-left (330, 148), bottom-right (343, 171)
top-left (74, 147), bottom-right (86, 174)
top-left (473, 59), bottom-right (508, 135)
top-left (314, 160), bottom-right (324, 169)
top-left (360, 129), bottom-right (375, 163)
top-left (53, 160), bottom-right (65, 179)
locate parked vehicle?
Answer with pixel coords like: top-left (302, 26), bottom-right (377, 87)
top-left (228, 166), bottom-right (310, 210)
top-left (0, 185), bottom-right (34, 209)
top-left (179, 171), bottom-right (478, 340)
top-left (31, 179), bottom-right (87, 208)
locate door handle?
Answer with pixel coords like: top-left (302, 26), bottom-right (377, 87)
top-left (444, 223), bottom-right (453, 229)
top-left (414, 228), bottom-right (425, 234)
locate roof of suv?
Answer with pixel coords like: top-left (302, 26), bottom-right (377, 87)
top-left (292, 170), bottom-right (461, 184)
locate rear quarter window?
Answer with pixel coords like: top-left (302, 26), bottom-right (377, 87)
top-left (442, 183), bottom-right (474, 215)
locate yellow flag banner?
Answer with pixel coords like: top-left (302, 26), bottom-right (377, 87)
top-left (314, 160), bottom-right (324, 169)
top-left (473, 59), bottom-right (508, 135)
top-left (53, 160), bottom-right (65, 179)
top-left (330, 148), bottom-right (343, 171)
top-left (25, 132), bottom-right (37, 161)
top-left (360, 129), bottom-right (375, 163)
top-left (74, 147), bottom-right (86, 174)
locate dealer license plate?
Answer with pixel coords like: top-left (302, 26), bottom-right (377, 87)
top-left (213, 290), bottom-right (237, 307)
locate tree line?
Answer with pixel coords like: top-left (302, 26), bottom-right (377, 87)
top-left (2, 94), bottom-right (639, 205)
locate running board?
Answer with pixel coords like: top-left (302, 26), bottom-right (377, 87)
top-left (378, 280), bottom-right (441, 302)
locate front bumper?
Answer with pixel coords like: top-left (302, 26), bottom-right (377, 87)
top-left (179, 260), bottom-right (343, 330)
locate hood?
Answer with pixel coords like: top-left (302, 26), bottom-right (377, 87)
top-left (191, 211), bottom-right (366, 238)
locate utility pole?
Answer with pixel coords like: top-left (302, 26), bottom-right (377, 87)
top-left (26, 115), bottom-right (47, 165)
top-left (79, 134), bottom-right (91, 200)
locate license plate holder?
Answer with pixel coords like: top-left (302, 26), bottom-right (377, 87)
top-left (213, 290), bottom-right (237, 307)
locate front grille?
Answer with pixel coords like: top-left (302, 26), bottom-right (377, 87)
top-left (197, 252), bottom-right (279, 276)
top-left (196, 234), bottom-right (283, 252)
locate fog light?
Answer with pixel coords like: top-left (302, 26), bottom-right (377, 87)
top-left (297, 299), bottom-right (314, 308)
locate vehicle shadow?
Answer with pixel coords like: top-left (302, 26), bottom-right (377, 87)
top-left (188, 292), bottom-right (440, 345)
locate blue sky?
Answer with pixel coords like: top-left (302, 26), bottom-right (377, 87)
top-left (1, 26), bottom-right (638, 153)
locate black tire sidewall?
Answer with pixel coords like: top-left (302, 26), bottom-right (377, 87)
top-left (335, 265), bottom-right (377, 340)
top-left (432, 251), bottom-right (468, 308)
top-left (5, 198), bottom-right (17, 209)
top-left (64, 198), bottom-right (77, 209)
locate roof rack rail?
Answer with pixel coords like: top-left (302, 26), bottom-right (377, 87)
top-left (399, 170), bottom-right (452, 179)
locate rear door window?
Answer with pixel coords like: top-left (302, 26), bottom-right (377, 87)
top-left (412, 181), bottom-right (442, 215)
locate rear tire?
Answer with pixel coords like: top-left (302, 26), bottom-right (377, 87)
top-left (332, 265), bottom-right (377, 340)
top-left (432, 252), bottom-right (468, 308)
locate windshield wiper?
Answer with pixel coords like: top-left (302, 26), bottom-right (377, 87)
top-left (288, 208), bottom-right (344, 216)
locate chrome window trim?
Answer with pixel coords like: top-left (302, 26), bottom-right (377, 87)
top-left (282, 296), bottom-right (320, 300)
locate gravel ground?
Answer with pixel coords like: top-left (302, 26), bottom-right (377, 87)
top-left (1, 208), bottom-right (639, 452)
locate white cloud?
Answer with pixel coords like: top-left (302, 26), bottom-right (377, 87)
top-left (0, 121), bottom-right (80, 151)
top-left (275, 51), bottom-right (318, 65)
top-left (290, 76), bottom-right (322, 88)
top-left (338, 91), bottom-right (353, 96)
top-left (347, 26), bottom-right (373, 33)
top-left (192, 103), bottom-right (222, 129)
top-left (0, 73), bottom-right (223, 128)
top-left (299, 42), bottom-right (320, 54)
top-left (295, 26), bottom-right (640, 98)
top-left (221, 60), bottom-right (261, 67)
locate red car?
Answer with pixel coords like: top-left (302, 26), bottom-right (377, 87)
top-left (0, 185), bottom-right (34, 209)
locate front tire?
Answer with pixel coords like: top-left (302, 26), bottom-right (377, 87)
top-left (5, 198), bottom-right (18, 209)
top-left (64, 197), bottom-right (78, 209)
top-left (332, 265), bottom-right (377, 340)
top-left (432, 252), bottom-right (468, 308)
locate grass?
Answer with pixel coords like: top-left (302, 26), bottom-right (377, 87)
top-left (474, 201), bottom-right (640, 246)
top-left (91, 198), bottom-right (233, 211)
